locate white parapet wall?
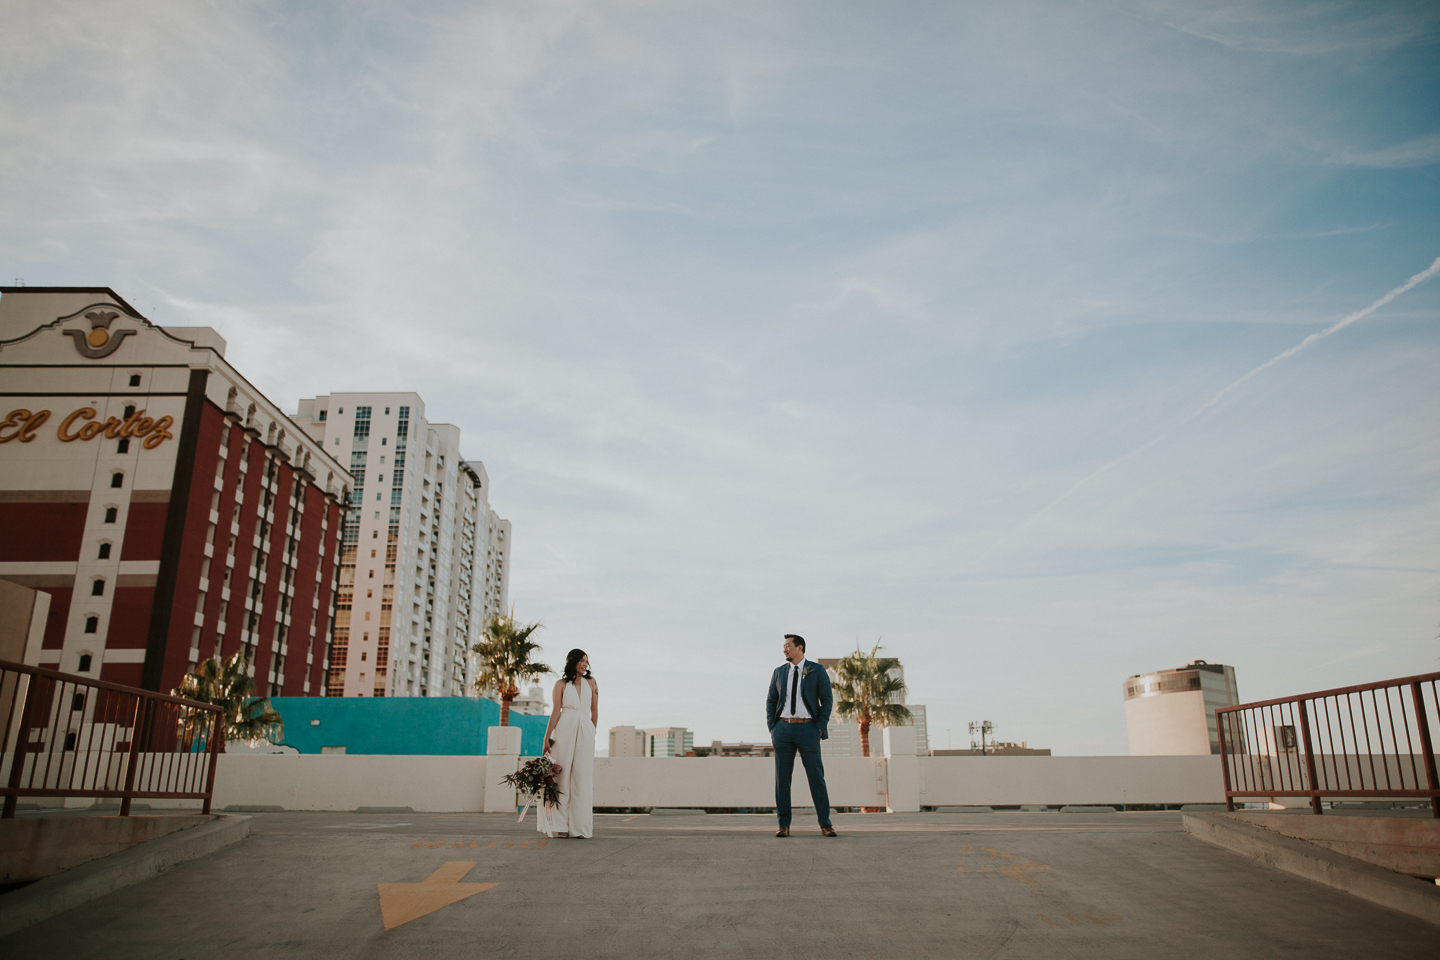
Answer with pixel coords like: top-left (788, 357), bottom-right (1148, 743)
top-left (211, 755), bottom-right (491, 812)
top-left (919, 756), bottom-right (1223, 807)
top-left (595, 757), bottom-right (889, 809)
top-left (192, 753), bottom-right (1224, 813)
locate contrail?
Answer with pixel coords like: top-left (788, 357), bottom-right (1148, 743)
top-left (1008, 254), bottom-right (1440, 537)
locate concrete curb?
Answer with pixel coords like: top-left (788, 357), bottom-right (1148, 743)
top-left (1183, 813), bottom-right (1440, 927)
top-left (0, 814), bottom-right (252, 939)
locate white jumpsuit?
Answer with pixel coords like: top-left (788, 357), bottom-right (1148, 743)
top-left (538, 678), bottom-right (594, 838)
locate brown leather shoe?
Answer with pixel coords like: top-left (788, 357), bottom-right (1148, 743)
top-left (774, 826), bottom-right (790, 838)
top-left (820, 825), bottom-right (838, 837)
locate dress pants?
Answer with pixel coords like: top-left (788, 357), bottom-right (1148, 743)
top-left (772, 721), bottom-right (832, 828)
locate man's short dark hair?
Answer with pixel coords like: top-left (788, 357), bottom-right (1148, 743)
top-left (784, 634), bottom-right (806, 651)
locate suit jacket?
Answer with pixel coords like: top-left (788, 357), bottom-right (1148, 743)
top-left (766, 659), bottom-right (833, 740)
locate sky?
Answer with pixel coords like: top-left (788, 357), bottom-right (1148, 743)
top-left (2, 1), bottom-right (1438, 754)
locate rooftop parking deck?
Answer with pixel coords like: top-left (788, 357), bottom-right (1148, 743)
top-left (2, 810), bottom-right (1434, 958)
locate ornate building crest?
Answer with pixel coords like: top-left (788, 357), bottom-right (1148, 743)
top-left (63, 310), bottom-right (135, 358)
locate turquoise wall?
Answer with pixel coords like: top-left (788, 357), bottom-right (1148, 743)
top-left (269, 697), bottom-right (549, 756)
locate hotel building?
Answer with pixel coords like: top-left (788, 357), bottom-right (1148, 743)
top-left (0, 287), bottom-right (349, 695)
top-left (293, 394), bottom-right (511, 698)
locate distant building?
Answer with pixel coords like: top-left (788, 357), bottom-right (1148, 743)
top-left (643, 727), bottom-right (694, 757)
top-left (931, 741), bottom-right (1051, 756)
top-left (606, 725), bottom-right (696, 757)
top-left (1124, 660), bottom-right (1240, 756)
top-left (609, 725), bottom-right (645, 757)
top-left (506, 682), bottom-right (549, 717)
top-left (816, 658), bottom-right (929, 757)
top-left (293, 392), bottom-right (512, 699)
top-left (702, 740), bottom-right (774, 758)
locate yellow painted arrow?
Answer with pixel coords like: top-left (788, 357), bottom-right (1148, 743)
top-left (378, 861), bottom-right (498, 930)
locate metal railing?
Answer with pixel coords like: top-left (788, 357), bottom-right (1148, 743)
top-left (1, 659), bottom-right (223, 818)
top-left (1217, 671), bottom-right (1440, 817)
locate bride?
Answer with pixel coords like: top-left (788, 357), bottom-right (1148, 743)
top-left (538, 649), bottom-right (597, 838)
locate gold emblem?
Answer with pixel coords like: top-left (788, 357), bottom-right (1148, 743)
top-left (64, 310), bottom-right (134, 358)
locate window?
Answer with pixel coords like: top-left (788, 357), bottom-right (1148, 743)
top-left (384, 407), bottom-right (390, 415)
top-left (361, 651), bottom-right (368, 662)
top-left (353, 406), bottom-right (371, 440)
top-left (84, 616), bottom-right (98, 633)
top-left (110, 472), bottom-right (124, 488)
top-left (91, 580), bottom-right (105, 596)
top-left (381, 438), bottom-right (387, 446)
top-left (371, 550), bottom-right (376, 558)
top-left (78, 654), bottom-right (92, 672)
top-left (338, 408), bottom-right (343, 414)
top-left (123, 405), bottom-right (136, 418)
top-left (117, 438), bottom-right (129, 454)
top-left (318, 409), bottom-right (327, 421)
top-left (128, 374), bottom-right (141, 387)
top-left (64, 733), bottom-right (77, 751)
top-left (98, 543), bottom-right (111, 559)
top-left (104, 507), bottom-right (117, 523)
top-left (72, 693), bottom-right (85, 711)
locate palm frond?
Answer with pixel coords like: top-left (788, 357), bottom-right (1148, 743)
top-left (833, 640), bottom-right (913, 726)
top-left (172, 651), bottom-right (286, 747)
top-left (471, 611), bottom-right (551, 696)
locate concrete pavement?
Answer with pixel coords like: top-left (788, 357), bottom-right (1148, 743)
top-left (1, 810), bottom-right (1434, 958)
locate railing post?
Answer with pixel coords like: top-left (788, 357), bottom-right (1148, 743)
top-left (1217, 709), bottom-right (1235, 812)
top-left (201, 706), bottom-right (222, 815)
top-left (3, 673), bottom-right (42, 820)
top-left (1296, 699), bottom-right (1322, 815)
top-left (118, 696), bottom-right (146, 817)
top-left (1409, 682), bottom-right (1440, 820)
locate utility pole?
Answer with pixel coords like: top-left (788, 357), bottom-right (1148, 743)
top-left (968, 720), bottom-right (993, 756)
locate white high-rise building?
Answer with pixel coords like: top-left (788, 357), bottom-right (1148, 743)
top-left (294, 393), bottom-right (511, 698)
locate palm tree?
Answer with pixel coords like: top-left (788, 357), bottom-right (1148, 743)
top-left (173, 652), bottom-right (284, 753)
top-left (471, 611), bottom-right (551, 726)
top-left (833, 640), bottom-right (912, 757)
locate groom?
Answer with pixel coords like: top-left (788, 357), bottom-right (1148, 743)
top-left (766, 634), bottom-right (837, 837)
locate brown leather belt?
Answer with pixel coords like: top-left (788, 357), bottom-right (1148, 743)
top-left (781, 718), bottom-right (812, 723)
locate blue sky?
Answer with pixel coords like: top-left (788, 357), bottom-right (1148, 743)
top-left (3, 1), bottom-right (1438, 753)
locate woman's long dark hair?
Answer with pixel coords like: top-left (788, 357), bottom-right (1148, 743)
top-left (562, 648), bottom-right (591, 683)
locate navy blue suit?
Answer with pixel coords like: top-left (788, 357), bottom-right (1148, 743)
top-left (766, 659), bottom-right (833, 828)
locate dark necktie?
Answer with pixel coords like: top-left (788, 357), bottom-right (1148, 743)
top-left (789, 663), bottom-right (799, 715)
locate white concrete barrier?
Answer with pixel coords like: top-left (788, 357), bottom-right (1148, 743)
top-left (182, 753), bottom-right (1225, 812)
top-left (919, 756), bottom-right (1224, 806)
top-left (595, 757), bottom-right (887, 808)
top-left (210, 755), bottom-right (490, 812)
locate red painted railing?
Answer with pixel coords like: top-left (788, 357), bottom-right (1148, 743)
top-left (1217, 671), bottom-right (1440, 818)
top-left (0, 659), bottom-right (222, 818)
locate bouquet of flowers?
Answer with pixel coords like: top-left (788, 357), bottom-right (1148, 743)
top-left (502, 755), bottom-right (562, 822)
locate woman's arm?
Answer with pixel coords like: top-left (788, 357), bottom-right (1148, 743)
top-left (541, 679), bottom-right (565, 754)
top-left (588, 677), bottom-right (599, 726)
